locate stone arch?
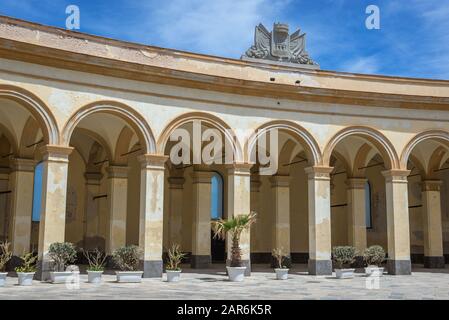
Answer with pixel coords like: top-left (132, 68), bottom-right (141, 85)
top-left (0, 84), bottom-right (59, 145)
top-left (400, 130), bottom-right (449, 170)
top-left (245, 120), bottom-right (321, 166)
top-left (157, 111), bottom-right (243, 162)
top-left (323, 126), bottom-right (399, 170)
top-left (0, 122), bottom-right (18, 155)
top-left (62, 100), bottom-right (156, 154)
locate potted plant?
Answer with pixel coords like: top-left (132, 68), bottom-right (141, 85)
top-left (332, 246), bottom-right (357, 279)
top-left (112, 245), bottom-right (143, 283)
top-left (15, 252), bottom-right (37, 286)
top-left (48, 242), bottom-right (77, 283)
top-left (165, 244), bottom-right (186, 282)
top-left (83, 248), bottom-right (107, 283)
top-left (272, 248), bottom-right (289, 280)
top-left (0, 241), bottom-right (12, 286)
top-left (212, 211), bottom-right (257, 282)
top-left (363, 245), bottom-right (386, 277)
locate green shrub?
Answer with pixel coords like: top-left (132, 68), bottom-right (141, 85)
top-left (332, 246), bottom-right (357, 269)
top-left (14, 252), bottom-right (37, 273)
top-left (166, 244), bottom-right (186, 271)
top-left (48, 242), bottom-right (77, 272)
top-left (363, 245), bottom-right (386, 267)
top-left (83, 248), bottom-right (107, 271)
top-left (112, 245), bottom-right (142, 271)
top-left (0, 241), bottom-right (12, 272)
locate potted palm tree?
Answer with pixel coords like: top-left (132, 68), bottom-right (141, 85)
top-left (15, 252), bottom-right (37, 286)
top-left (165, 244), bottom-right (186, 282)
top-left (83, 248), bottom-right (107, 283)
top-left (112, 245), bottom-right (143, 283)
top-left (363, 245), bottom-right (386, 277)
top-left (332, 246), bottom-right (357, 279)
top-left (48, 242), bottom-right (77, 283)
top-left (211, 211), bottom-right (257, 282)
top-left (272, 248), bottom-right (289, 280)
top-left (0, 241), bottom-right (12, 286)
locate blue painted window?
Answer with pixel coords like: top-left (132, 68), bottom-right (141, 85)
top-left (365, 181), bottom-right (372, 229)
top-left (31, 162), bottom-right (44, 222)
top-left (210, 172), bottom-right (223, 220)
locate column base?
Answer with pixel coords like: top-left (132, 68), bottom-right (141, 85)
top-left (308, 259), bottom-right (332, 275)
top-left (191, 255), bottom-right (211, 269)
top-left (142, 260), bottom-right (163, 278)
top-left (226, 259), bottom-right (251, 276)
top-left (36, 259), bottom-right (52, 281)
top-left (387, 259), bottom-right (411, 275)
top-left (424, 256), bottom-right (445, 269)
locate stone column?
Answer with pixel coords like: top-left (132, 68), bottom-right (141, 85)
top-left (37, 145), bottom-right (73, 281)
top-left (138, 154), bottom-right (167, 278)
top-left (84, 172), bottom-right (103, 250)
top-left (250, 176), bottom-right (261, 257)
top-left (421, 180), bottom-right (445, 268)
top-left (227, 163), bottom-right (252, 276)
top-left (168, 176), bottom-right (185, 247)
top-left (382, 169), bottom-right (412, 275)
top-left (305, 166), bottom-right (333, 275)
top-left (346, 178), bottom-right (367, 258)
top-left (9, 158), bottom-right (36, 258)
top-left (106, 166), bottom-right (129, 255)
top-left (269, 175), bottom-right (291, 266)
top-left (191, 171), bottom-right (212, 268)
top-left (0, 168), bottom-right (10, 242)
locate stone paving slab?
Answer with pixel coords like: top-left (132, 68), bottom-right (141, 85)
top-left (0, 264), bottom-right (448, 300)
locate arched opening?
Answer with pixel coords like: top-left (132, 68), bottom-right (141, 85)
top-left (0, 89), bottom-right (55, 262)
top-left (160, 113), bottom-right (240, 269)
top-left (323, 127), bottom-right (398, 266)
top-left (401, 131), bottom-right (449, 269)
top-left (247, 121), bottom-right (320, 267)
top-left (63, 105), bottom-right (151, 262)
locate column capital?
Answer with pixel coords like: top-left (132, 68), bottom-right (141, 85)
top-left (137, 154), bottom-right (168, 170)
top-left (168, 177), bottom-right (185, 189)
top-left (305, 166), bottom-right (333, 180)
top-left (269, 175), bottom-right (290, 187)
top-left (381, 169), bottom-right (410, 183)
top-left (39, 145), bottom-right (73, 163)
top-left (107, 165), bottom-right (129, 178)
top-left (84, 172), bottom-right (103, 184)
top-left (226, 162), bottom-right (253, 176)
top-left (191, 171), bottom-right (213, 184)
top-left (346, 177), bottom-right (367, 189)
top-left (10, 158), bottom-right (36, 172)
top-left (421, 180), bottom-right (443, 192)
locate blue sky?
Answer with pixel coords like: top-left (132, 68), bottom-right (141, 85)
top-left (0, 0), bottom-right (448, 79)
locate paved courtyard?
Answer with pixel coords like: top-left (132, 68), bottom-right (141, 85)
top-left (1, 264), bottom-right (449, 300)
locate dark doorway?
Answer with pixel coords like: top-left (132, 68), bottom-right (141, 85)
top-left (211, 230), bottom-right (226, 262)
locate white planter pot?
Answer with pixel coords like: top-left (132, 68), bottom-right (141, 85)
top-left (0, 272), bottom-right (7, 286)
top-left (226, 266), bottom-right (246, 282)
top-left (335, 268), bottom-right (355, 279)
top-left (87, 270), bottom-right (103, 283)
top-left (274, 268), bottom-right (289, 280)
top-left (365, 266), bottom-right (384, 277)
top-left (166, 270), bottom-right (181, 282)
top-left (17, 272), bottom-right (35, 286)
top-left (50, 271), bottom-right (75, 284)
top-left (116, 271), bottom-right (143, 283)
